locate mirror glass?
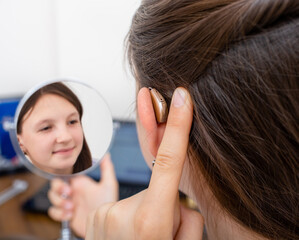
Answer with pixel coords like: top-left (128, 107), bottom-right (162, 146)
top-left (10, 79), bottom-right (113, 179)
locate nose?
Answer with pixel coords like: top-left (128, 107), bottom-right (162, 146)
top-left (56, 126), bottom-right (72, 143)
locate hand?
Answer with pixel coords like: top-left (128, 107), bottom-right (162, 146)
top-left (86, 88), bottom-right (204, 240)
top-left (48, 154), bottom-right (119, 238)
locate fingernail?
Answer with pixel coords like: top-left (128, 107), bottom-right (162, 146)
top-left (172, 88), bottom-right (186, 108)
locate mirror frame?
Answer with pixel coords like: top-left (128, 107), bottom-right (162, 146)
top-left (9, 78), bottom-right (113, 180)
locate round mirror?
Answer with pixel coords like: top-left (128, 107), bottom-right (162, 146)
top-left (9, 79), bottom-right (113, 179)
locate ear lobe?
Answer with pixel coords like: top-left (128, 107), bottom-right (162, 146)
top-left (137, 88), bottom-right (166, 157)
top-left (17, 135), bottom-right (27, 154)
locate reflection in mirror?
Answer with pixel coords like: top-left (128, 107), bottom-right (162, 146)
top-left (10, 79), bottom-right (113, 240)
top-left (17, 82), bottom-right (91, 175)
top-left (12, 79), bottom-right (113, 178)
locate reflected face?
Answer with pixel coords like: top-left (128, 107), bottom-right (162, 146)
top-left (18, 94), bottom-right (84, 174)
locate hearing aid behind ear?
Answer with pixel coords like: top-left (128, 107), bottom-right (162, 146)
top-left (149, 87), bottom-right (168, 123)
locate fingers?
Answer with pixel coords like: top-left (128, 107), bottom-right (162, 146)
top-left (49, 178), bottom-right (72, 198)
top-left (48, 205), bottom-right (73, 221)
top-left (175, 205), bottom-right (204, 240)
top-left (48, 179), bottom-right (73, 221)
top-left (147, 87), bottom-right (193, 205)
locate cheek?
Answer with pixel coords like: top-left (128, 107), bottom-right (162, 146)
top-left (73, 126), bottom-right (84, 146)
top-left (22, 135), bottom-right (54, 164)
top-left (22, 133), bottom-right (52, 151)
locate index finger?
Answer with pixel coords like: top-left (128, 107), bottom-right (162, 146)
top-left (147, 87), bottom-right (193, 206)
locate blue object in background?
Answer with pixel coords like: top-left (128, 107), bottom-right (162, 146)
top-left (0, 97), bottom-right (20, 159)
top-left (110, 120), bottom-right (151, 185)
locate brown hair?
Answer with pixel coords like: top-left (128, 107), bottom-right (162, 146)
top-left (17, 82), bottom-right (92, 174)
top-left (127, 0), bottom-right (299, 239)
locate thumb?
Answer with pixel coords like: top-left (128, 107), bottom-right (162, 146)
top-left (146, 87), bottom-right (193, 206)
top-left (175, 205), bottom-right (204, 240)
top-left (100, 153), bottom-right (117, 186)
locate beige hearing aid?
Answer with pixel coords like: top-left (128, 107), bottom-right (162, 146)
top-left (149, 87), bottom-right (168, 123)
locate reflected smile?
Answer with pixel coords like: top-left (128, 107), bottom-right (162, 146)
top-left (53, 147), bottom-right (75, 154)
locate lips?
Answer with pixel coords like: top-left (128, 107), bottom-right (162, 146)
top-left (53, 147), bottom-right (75, 154)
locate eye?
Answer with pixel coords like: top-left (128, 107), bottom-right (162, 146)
top-left (39, 125), bottom-right (52, 132)
top-left (69, 119), bottom-right (79, 125)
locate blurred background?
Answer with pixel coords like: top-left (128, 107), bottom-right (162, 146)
top-left (0, 0), bottom-right (141, 173)
top-left (0, 2), bottom-right (196, 239)
top-left (0, 0), bottom-right (138, 119)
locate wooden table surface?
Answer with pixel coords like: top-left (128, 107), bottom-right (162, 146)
top-left (0, 171), bottom-right (60, 240)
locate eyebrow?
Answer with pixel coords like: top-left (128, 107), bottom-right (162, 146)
top-left (35, 111), bottom-right (80, 127)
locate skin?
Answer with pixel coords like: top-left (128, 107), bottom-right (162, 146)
top-left (18, 94), bottom-right (84, 175)
top-left (136, 88), bottom-right (266, 240)
top-left (48, 87), bottom-right (267, 239)
top-left (48, 87), bottom-right (204, 239)
top-left (48, 154), bottom-right (118, 237)
top-left (84, 87), bottom-right (204, 239)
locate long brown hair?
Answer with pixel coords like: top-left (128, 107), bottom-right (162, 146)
top-left (127, 0), bottom-right (299, 239)
top-left (17, 82), bottom-right (92, 174)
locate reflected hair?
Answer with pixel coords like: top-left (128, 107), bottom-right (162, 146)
top-left (127, 0), bottom-right (299, 239)
top-left (17, 82), bottom-right (92, 173)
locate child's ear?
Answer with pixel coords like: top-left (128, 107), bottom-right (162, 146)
top-left (137, 88), bottom-right (167, 157)
top-left (17, 135), bottom-right (27, 154)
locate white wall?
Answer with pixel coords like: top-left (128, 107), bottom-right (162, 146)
top-left (0, 0), bottom-right (139, 120)
top-left (0, 0), bottom-right (58, 95)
